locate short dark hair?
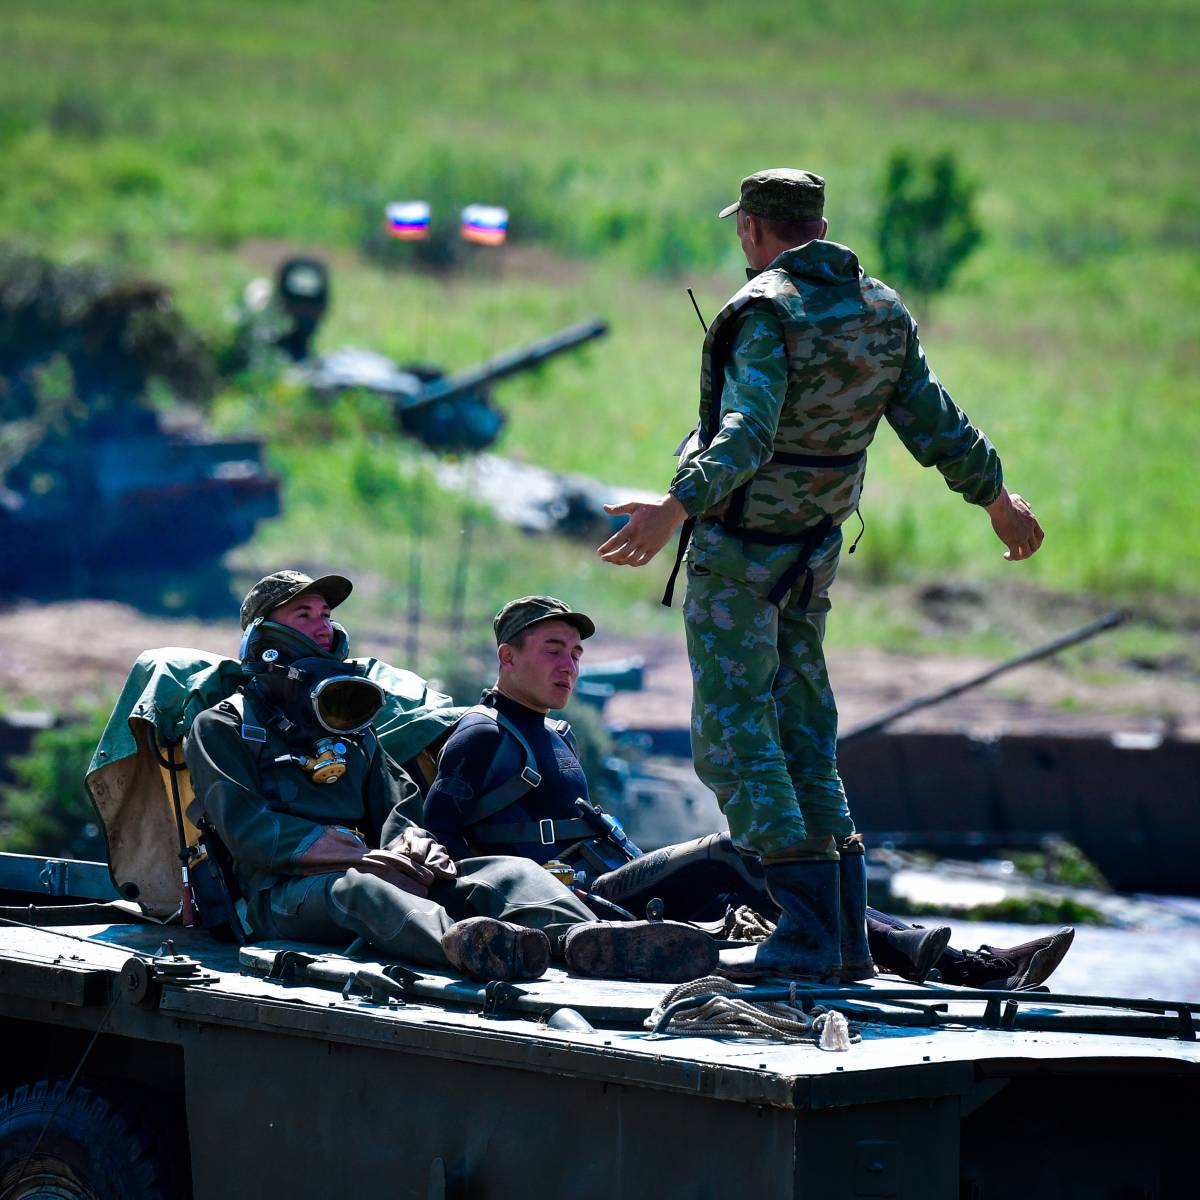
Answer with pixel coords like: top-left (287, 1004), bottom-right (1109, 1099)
top-left (757, 214), bottom-right (825, 246)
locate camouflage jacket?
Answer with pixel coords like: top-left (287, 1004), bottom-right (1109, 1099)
top-left (669, 241), bottom-right (1002, 549)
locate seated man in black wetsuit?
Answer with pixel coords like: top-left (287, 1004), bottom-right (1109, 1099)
top-left (424, 595), bottom-right (1075, 992)
top-left (425, 598), bottom-right (597, 868)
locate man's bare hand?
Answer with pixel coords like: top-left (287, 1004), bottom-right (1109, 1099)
top-left (985, 487), bottom-right (1045, 561)
top-left (597, 495), bottom-right (688, 567)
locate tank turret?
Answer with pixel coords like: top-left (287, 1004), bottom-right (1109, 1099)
top-left (307, 318), bottom-right (608, 453)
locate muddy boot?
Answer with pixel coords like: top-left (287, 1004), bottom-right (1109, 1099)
top-left (938, 928), bottom-right (1075, 990)
top-left (440, 917), bottom-right (551, 982)
top-left (563, 919), bottom-right (717, 982)
top-left (718, 861), bottom-right (841, 981)
top-left (870, 923), bottom-right (952, 984)
top-left (838, 837), bottom-right (875, 982)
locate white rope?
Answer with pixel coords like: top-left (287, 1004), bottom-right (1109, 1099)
top-left (813, 1009), bottom-right (853, 1051)
top-left (645, 975), bottom-right (858, 1047)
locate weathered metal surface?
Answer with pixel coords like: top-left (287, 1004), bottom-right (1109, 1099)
top-left (0, 852), bottom-right (121, 901)
top-left (836, 732), bottom-right (1200, 896)
top-left (1, 886), bottom-right (1199, 1198)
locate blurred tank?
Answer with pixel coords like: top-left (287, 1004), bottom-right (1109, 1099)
top-left (0, 247), bottom-right (279, 596)
top-left (0, 406), bottom-right (278, 586)
top-left (232, 254), bottom-right (608, 455)
top-left (306, 316), bottom-right (609, 454)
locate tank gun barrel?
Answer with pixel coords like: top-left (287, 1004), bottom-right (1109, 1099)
top-left (838, 610), bottom-right (1127, 743)
top-left (395, 317), bottom-right (608, 413)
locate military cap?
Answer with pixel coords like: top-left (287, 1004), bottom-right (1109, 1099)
top-left (493, 595), bottom-right (595, 646)
top-left (718, 168), bottom-right (825, 221)
top-left (240, 570), bottom-right (353, 629)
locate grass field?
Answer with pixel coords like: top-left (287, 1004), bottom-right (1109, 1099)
top-left (2, 0), bottom-right (1198, 644)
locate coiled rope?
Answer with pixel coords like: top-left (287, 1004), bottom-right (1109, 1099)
top-left (723, 905), bottom-right (775, 942)
top-left (645, 975), bottom-right (857, 1048)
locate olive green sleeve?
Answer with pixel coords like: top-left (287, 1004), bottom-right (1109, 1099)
top-left (885, 316), bottom-right (1003, 506)
top-left (373, 749), bottom-right (426, 849)
top-left (668, 305), bottom-right (788, 516)
top-left (184, 707), bottom-right (326, 876)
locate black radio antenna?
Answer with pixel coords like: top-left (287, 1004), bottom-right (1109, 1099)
top-left (686, 287), bottom-right (708, 332)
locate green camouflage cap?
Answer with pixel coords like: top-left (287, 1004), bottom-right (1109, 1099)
top-left (718, 168), bottom-right (825, 221)
top-left (240, 570), bottom-right (353, 629)
top-left (493, 595), bottom-right (595, 646)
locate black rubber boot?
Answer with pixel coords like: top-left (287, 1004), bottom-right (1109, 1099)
top-left (562, 919), bottom-right (718, 982)
top-left (937, 928), bottom-right (1075, 990)
top-left (838, 839), bottom-right (875, 982)
top-left (870, 924), bottom-right (952, 984)
top-left (718, 860), bottom-right (841, 981)
top-left (440, 917), bottom-right (551, 982)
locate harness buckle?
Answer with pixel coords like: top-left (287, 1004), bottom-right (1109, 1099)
top-left (522, 766), bottom-right (542, 788)
top-left (539, 819), bottom-right (555, 846)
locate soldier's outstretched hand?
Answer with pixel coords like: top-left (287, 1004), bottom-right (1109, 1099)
top-left (597, 495), bottom-right (688, 567)
top-left (984, 487), bottom-right (1045, 561)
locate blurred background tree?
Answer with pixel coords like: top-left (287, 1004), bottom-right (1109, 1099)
top-left (876, 150), bottom-right (983, 315)
top-left (0, 709), bottom-right (110, 861)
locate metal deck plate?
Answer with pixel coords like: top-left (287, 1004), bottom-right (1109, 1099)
top-left (1, 917), bottom-right (1198, 1106)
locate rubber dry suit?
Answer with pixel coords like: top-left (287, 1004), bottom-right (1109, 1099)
top-left (184, 622), bottom-right (595, 969)
top-left (86, 640), bottom-right (464, 919)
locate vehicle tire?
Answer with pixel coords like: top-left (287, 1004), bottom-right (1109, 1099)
top-left (0, 1079), bottom-right (169, 1200)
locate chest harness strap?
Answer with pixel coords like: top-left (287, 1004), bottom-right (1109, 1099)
top-left (458, 704), bottom-right (593, 848)
top-left (661, 453), bottom-right (863, 610)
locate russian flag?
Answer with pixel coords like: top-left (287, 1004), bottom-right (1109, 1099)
top-left (461, 204), bottom-right (509, 246)
top-left (386, 201), bottom-right (431, 241)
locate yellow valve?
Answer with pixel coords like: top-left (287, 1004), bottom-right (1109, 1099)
top-left (275, 739), bottom-right (350, 784)
top-left (543, 860), bottom-right (579, 887)
top-left (309, 738), bottom-right (349, 784)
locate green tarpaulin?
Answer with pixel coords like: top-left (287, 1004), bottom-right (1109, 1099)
top-left (86, 646), bottom-right (464, 918)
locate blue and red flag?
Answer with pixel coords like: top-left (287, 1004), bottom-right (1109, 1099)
top-left (461, 204), bottom-right (509, 246)
top-left (386, 201), bottom-right (431, 240)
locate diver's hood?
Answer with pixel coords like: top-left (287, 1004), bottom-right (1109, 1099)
top-left (239, 618), bottom-right (384, 736)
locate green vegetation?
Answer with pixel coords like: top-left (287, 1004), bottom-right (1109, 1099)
top-left (958, 895), bottom-right (1108, 926)
top-left (0, 710), bottom-right (110, 861)
top-left (1005, 841), bottom-right (1111, 891)
top-left (0, 0), bottom-right (1196, 614)
top-left (876, 150), bottom-right (982, 314)
top-left (891, 892), bottom-right (1109, 926)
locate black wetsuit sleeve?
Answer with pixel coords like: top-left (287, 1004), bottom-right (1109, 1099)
top-left (422, 721), bottom-right (503, 861)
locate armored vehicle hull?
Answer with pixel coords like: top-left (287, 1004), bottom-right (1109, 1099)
top-left (0, 852), bottom-right (1196, 1200)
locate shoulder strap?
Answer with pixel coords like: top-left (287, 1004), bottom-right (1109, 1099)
top-left (211, 691), bottom-right (275, 786)
top-left (459, 705), bottom-right (543, 827)
top-left (544, 716), bottom-right (578, 754)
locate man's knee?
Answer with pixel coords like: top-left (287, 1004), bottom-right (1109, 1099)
top-left (331, 869), bottom-right (447, 940)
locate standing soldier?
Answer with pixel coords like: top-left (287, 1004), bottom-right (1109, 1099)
top-left (598, 168), bottom-right (1044, 979)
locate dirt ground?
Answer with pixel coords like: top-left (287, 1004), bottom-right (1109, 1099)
top-left (1, 595), bottom-right (1196, 740)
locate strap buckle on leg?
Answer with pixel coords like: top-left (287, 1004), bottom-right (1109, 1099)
top-left (539, 819), bottom-right (556, 846)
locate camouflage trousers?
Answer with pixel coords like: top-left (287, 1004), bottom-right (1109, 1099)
top-left (683, 525), bottom-right (854, 861)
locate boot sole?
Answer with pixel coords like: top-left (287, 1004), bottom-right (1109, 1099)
top-left (565, 921), bottom-right (717, 982)
top-left (442, 918), bottom-right (550, 982)
top-left (879, 926), bottom-right (952, 984)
